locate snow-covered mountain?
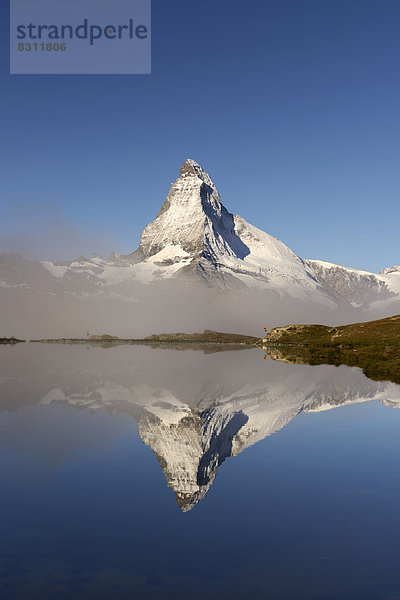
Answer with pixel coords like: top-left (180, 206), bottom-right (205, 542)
top-left (128, 159), bottom-right (332, 299)
top-left (2, 158), bottom-right (328, 297)
top-left (0, 159), bottom-right (399, 335)
top-left (308, 260), bottom-right (400, 309)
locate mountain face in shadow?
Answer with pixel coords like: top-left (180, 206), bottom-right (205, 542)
top-left (0, 344), bottom-right (399, 510)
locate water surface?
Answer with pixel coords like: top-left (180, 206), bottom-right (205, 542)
top-left (1, 344), bottom-right (400, 599)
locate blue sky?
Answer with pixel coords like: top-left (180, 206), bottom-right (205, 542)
top-left (0, 0), bottom-right (399, 272)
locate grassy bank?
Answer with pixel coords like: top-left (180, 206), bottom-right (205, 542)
top-left (263, 315), bottom-right (400, 384)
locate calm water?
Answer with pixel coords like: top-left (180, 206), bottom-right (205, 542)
top-left (1, 344), bottom-right (400, 600)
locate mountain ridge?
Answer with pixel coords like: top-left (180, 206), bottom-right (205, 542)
top-left (0, 159), bottom-right (399, 335)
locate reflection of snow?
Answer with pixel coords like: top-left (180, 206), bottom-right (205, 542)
top-left (33, 360), bottom-right (400, 511)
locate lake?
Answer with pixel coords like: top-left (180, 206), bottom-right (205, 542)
top-left (1, 343), bottom-right (400, 600)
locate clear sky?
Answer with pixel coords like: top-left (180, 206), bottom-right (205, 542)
top-left (0, 0), bottom-right (399, 272)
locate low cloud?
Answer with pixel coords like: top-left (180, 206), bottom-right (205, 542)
top-left (0, 198), bottom-right (123, 261)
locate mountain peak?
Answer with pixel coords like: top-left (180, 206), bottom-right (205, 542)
top-left (134, 159), bottom-right (230, 260)
top-left (179, 158), bottom-right (201, 178)
top-left (380, 266), bottom-right (400, 275)
top-left (179, 159), bottom-right (217, 190)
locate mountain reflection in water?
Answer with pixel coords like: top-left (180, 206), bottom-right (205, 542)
top-left (1, 344), bottom-right (399, 512)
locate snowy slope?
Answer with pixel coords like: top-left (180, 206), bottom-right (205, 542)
top-left (0, 161), bottom-right (347, 302)
top-left (308, 259), bottom-right (400, 308)
top-left (0, 159), bottom-right (398, 313)
top-left (128, 159), bottom-right (335, 300)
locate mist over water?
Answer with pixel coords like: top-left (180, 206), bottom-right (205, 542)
top-left (0, 278), bottom-right (380, 340)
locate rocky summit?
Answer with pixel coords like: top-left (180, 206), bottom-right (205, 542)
top-left (129, 159), bottom-right (334, 296)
